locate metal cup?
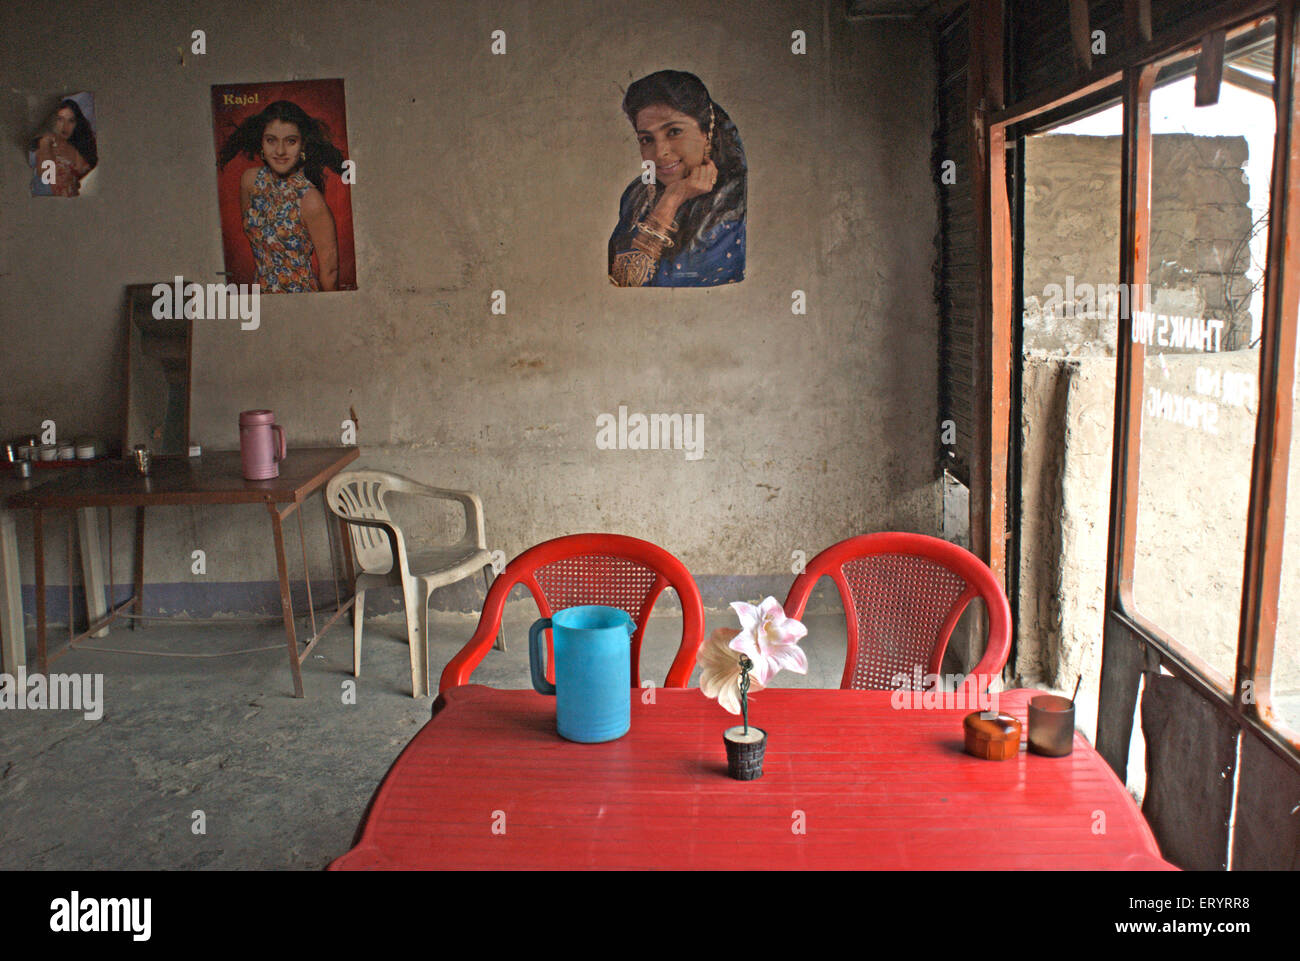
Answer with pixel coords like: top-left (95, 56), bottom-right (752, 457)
top-left (132, 444), bottom-right (152, 476)
top-left (1028, 694), bottom-right (1075, 757)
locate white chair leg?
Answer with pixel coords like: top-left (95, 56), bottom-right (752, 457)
top-left (401, 580), bottom-right (426, 698)
top-left (485, 565), bottom-right (506, 652)
top-left (352, 588), bottom-right (366, 677)
top-left (418, 595), bottom-right (433, 698)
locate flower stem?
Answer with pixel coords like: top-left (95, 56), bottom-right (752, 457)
top-left (738, 654), bottom-right (752, 735)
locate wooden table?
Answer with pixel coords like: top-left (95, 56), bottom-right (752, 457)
top-left (5, 447), bottom-right (359, 696)
top-left (329, 686), bottom-right (1174, 870)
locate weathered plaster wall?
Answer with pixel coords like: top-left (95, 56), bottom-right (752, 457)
top-left (0, 0), bottom-right (941, 620)
top-left (1017, 355), bottom-right (1116, 735)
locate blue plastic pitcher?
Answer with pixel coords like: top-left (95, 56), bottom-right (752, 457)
top-left (529, 605), bottom-right (635, 743)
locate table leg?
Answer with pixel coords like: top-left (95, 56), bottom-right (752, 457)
top-left (66, 515), bottom-right (74, 646)
top-left (34, 509), bottom-right (46, 673)
top-left (295, 507), bottom-right (317, 640)
top-left (132, 507), bottom-right (145, 630)
top-left (268, 502), bottom-right (305, 698)
top-left (0, 509), bottom-right (26, 673)
top-left (77, 507), bottom-right (109, 638)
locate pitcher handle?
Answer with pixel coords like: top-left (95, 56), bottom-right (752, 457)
top-left (528, 617), bottom-right (555, 695)
top-left (272, 424), bottom-right (287, 462)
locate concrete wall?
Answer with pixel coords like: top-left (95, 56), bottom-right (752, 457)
top-left (0, 0), bottom-right (941, 622)
top-left (1023, 133), bottom-right (1255, 355)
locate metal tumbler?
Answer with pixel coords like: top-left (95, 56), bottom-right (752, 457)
top-left (1028, 694), bottom-right (1075, 757)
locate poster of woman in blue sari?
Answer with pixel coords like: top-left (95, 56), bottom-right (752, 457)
top-left (609, 71), bottom-right (746, 287)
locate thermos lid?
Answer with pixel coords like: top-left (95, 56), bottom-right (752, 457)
top-left (239, 409), bottom-right (276, 425)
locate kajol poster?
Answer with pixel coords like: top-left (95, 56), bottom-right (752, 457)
top-left (211, 78), bottom-right (357, 292)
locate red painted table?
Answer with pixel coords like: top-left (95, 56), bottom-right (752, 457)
top-left (330, 686), bottom-right (1174, 870)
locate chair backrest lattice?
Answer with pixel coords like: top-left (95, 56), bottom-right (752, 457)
top-left (331, 477), bottom-right (396, 574)
top-left (840, 554), bottom-right (969, 690)
top-left (533, 554), bottom-right (661, 627)
top-left (439, 534), bottom-right (706, 692)
top-left (782, 532), bottom-right (1010, 692)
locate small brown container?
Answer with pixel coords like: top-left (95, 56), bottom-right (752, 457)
top-left (723, 725), bottom-right (767, 780)
top-left (963, 711), bottom-right (1022, 760)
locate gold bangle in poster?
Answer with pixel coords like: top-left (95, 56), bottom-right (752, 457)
top-left (611, 215), bottom-right (679, 285)
top-left (636, 223), bottom-right (675, 248)
top-left (630, 231), bottom-right (666, 260)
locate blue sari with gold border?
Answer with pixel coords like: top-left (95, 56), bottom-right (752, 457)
top-left (608, 178), bottom-right (746, 287)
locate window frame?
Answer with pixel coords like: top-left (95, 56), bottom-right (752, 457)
top-left (985, 0), bottom-right (1300, 768)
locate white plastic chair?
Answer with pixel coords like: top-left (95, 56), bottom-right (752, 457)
top-left (325, 470), bottom-right (504, 697)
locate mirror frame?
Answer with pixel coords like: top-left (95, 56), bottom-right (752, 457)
top-left (121, 281), bottom-right (193, 459)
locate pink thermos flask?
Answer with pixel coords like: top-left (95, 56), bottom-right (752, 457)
top-left (239, 410), bottom-right (286, 480)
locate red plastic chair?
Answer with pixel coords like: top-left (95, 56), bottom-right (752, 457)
top-left (783, 532), bottom-right (1011, 692)
top-left (439, 534), bottom-right (706, 693)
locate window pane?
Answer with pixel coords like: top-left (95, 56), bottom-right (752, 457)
top-left (1129, 42), bottom-right (1275, 687)
top-left (1019, 104), bottom-right (1122, 740)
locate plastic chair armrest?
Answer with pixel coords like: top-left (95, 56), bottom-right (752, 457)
top-left (439, 565), bottom-right (514, 691)
top-left (968, 647), bottom-right (1009, 688)
top-left (439, 617), bottom-right (503, 691)
top-left (399, 486), bottom-right (488, 551)
top-left (336, 516), bottom-right (413, 578)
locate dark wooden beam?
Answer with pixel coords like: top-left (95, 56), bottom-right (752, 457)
top-left (967, 0), bottom-right (1007, 590)
top-left (993, 0), bottom-right (1273, 126)
top-left (1125, 0), bottom-right (1153, 45)
top-left (1196, 29), bottom-right (1227, 106)
top-left (1069, 0), bottom-right (1094, 72)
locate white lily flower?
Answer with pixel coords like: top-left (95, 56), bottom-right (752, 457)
top-left (698, 628), bottom-right (764, 715)
top-left (727, 596), bottom-right (809, 686)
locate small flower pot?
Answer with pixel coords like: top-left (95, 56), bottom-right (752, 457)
top-left (723, 725), bottom-right (767, 780)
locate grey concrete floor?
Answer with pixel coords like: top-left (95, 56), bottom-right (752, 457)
top-left (0, 608), bottom-right (849, 870)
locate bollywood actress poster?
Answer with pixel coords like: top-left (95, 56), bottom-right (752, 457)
top-left (211, 78), bottom-right (357, 292)
top-left (608, 70), bottom-right (746, 287)
top-left (28, 91), bottom-right (97, 197)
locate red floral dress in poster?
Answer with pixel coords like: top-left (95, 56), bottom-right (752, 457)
top-left (243, 167), bottom-right (318, 292)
